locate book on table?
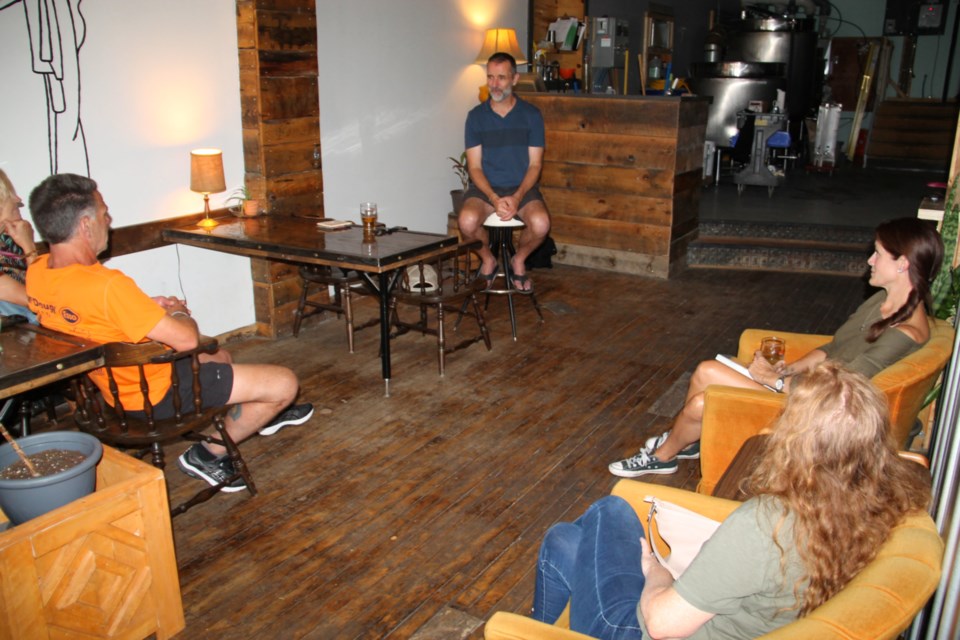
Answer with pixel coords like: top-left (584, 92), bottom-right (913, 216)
top-left (316, 220), bottom-right (353, 230)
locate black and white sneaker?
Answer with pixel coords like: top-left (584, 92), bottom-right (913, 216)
top-left (608, 450), bottom-right (678, 477)
top-left (177, 443), bottom-right (247, 493)
top-left (643, 430), bottom-right (700, 460)
top-left (258, 402), bottom-right (315, 436)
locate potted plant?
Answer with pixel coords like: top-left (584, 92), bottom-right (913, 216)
top-left (0, 429), bottom-right (102, 525)
top-left (449, 151), bottom-right (469, 215)
top-left (227, 185), bottom-right (261, 217)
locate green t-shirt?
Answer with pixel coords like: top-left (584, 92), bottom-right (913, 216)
top-left (639, 497), bottom-right (806, 639)
top-left (819, 290), bottom-right (926, 378)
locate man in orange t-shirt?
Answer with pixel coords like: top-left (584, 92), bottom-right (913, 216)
top-left (26, 174), bottom-right (314, 493)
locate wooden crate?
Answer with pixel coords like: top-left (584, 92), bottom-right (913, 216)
top-left (0, 446), bottom-right (184, 640)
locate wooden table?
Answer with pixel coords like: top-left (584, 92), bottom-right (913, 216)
top-left (711, 434), bottom-right (768, 501)
top-left (162, 217), bottom-right (459, 396)
top-left (0, 321), bottom-right (104, 401)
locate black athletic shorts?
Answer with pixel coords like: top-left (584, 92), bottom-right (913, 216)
top-left (126, 358), bottom-right (234, 421)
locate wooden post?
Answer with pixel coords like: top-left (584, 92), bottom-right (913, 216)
top-left (846, 41), bottom-right (878, 162)
top-left (236, 0), bottom-right (324, 337)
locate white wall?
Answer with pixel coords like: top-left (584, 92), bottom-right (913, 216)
top-left (0, 0), bottom-right (252, 335)
top-left (316, 0), bottom-right (529, 234)
top-left (0, 0), bottom-right (530, 335)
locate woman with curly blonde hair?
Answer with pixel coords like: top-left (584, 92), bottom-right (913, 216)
top-left (747, 360), bottom-right (931, 615)
top-left (532, 361), bottom-right (930, 639)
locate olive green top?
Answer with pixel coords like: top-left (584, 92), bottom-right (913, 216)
top-left (819, 291), bottom-right (927, 378)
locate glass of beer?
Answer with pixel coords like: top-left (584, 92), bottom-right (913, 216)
top-left (761, 337), bottom-right (785, 366)
top-left (360, 202), bottom-right (378, 231)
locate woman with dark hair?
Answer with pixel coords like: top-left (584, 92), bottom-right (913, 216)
top-left (534, 362), bottom-right (931, 639)
top-left (609, 216), bottom-right (944, 477)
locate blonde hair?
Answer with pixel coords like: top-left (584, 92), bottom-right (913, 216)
top-left (0, 169), bottom-right (14, 204)
top-left (748, 362), bottom-right (930, 615)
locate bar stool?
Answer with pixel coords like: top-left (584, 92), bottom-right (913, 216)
top-left (480, 213), bottom-right (544, 341)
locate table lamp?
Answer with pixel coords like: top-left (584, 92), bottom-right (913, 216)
top-left (474, 28), bottom-right (527, 65)
top-left (190, 148), bottom-right (226, 229)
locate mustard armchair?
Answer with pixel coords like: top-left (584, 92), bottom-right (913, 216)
top-left (698, 320), bottom-right (954, 495)
top-left (483, 479), bottom-right (943, 640)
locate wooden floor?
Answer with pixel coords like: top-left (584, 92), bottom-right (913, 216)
top-left (163, 264), bottom-right (867, 638)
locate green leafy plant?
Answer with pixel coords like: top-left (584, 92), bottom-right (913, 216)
top-left (225, 185), bottom-right (252, 209)
top-left (449, 152), bottom-right (468, 191)
top-left (920, 176), bottom-right (958, 411)
top-left (932, 177), bottom-right (960, 321)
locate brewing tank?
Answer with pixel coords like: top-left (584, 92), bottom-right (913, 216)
top-left (724, 17), bottom-right (819, 120)
top-left (688, 62), bottom-right (786, 146)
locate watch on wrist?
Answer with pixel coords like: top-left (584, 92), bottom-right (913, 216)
top-left (774, 376), bottom-right (785, 392)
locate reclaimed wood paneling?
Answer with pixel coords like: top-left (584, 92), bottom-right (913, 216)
top-left (542, 188), bottom-right (673, 225)
top-left (236, 0), bottom-right (323, 335)
top-left (546, 131), bottom-right (678, 170)
top-left (524, 94), bottom-right (708, 278)
top-left (540, 97), bottom-right (683, 137)
top-left (530, 0), bottom-right (585, 73)
top-left (541, 163), bottom-right (674, 197)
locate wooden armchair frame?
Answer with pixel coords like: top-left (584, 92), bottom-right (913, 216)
top-left (72, 337), bottom-right (257, 517)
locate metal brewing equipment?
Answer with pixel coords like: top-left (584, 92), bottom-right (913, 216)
top-left (724, 17), bottom-right (819, 121)
top-left (688, 61), bottom-right (786, 146)
top-left (688, 14), bottom-right (820, 149)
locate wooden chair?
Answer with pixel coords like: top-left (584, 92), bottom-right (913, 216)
top-left (389, 242), bottom-right (492, 376)
top-left (293, 265), bottom-right (378, 352)
top-left (71, 337), bottom-right (257, 517)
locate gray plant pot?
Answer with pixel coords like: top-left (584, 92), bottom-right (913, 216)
top-left (450, 189), bottom-right (465, 215)
top-left (0, 431), bottom-right (103, 526)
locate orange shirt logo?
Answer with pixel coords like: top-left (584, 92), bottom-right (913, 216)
top-left (60, 308), bottom-right (80, 324)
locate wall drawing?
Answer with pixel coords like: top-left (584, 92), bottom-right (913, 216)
top-left (1, 0), bottom-right (89, 176)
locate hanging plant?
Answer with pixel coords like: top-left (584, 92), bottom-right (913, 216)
top-left (932, 177), bottom-right (960, 322)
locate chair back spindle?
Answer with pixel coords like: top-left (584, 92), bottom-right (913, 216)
top-left (71, 337), bottom-right (257, 516)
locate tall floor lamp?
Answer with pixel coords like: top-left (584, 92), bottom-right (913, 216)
top-left (190, 148), bottom-right (226, 229)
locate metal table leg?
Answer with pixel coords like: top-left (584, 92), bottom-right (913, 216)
top-left (358, 270), bottom-right (402, 397)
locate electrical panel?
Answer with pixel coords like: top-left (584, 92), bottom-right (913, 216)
top-left (884, 0), bottom-right (946, 36)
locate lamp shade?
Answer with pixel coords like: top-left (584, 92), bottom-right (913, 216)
top-left (190, 148), bottom-right (226, 194)
top-left (474, 28), bottom-right (527, 65)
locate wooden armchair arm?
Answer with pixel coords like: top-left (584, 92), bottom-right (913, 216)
top-left (148, 336), bottom-right (219, 364)
top-left (737, 329), bottom-right (832, 362)
top-left (101, 336), bottom-right (219, 367)
top-left (699, 386), bottom-right (785, 495)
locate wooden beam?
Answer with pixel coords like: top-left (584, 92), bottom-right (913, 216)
top-left (105, 210), bottom-right (216, 258)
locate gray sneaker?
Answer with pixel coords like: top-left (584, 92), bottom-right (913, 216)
top-left (642, 430), bottom-right (700, 460)
top-left (608, 450), bottom-right (678, 477)
top-left (177, 443), bottom-right (247, 493)
top-left (259, 402), bottom-right (314, 436)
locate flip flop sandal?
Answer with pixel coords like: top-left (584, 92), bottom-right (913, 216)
top-left (511, 273), bottom-right (532, 291)
top-left (477, 267), bottom-right (497, 289)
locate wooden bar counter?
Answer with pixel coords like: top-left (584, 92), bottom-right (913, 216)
top-left (522, 93), bottom-right (708, 278)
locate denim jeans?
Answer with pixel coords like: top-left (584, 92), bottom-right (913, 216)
top-left (0, 301), bottom-right (37, 324)
top-left (533, 495), bottom-right (646, 640)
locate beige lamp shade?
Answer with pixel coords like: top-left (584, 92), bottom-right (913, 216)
top-left (190, 148), bottom-right (226, 194)
top-left (474, 28), bottom-right (527, 65)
